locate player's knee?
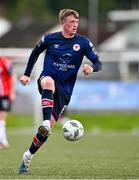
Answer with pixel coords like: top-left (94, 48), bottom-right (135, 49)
top-left (38, 125), bottom-right (50, 138)
top-left (41, 76), bottom-right (55, 92)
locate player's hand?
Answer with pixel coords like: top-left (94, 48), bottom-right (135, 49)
top-left (10, 92), bottom-right (16, 102)
top-left (83, 64), bottom-right (93, 75)
top-left (20, 75), bottom-right (30, 86)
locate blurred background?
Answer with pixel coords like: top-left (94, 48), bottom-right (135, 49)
top-left (0, 0), bottom-right (139, 130)
top-left (1, 1), bottom-right (139, 179)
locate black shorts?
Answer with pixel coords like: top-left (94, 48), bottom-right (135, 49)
top-left (0, 96), bottom-right (11, 112)
top-left (37, 77), bottom-right (71, 121)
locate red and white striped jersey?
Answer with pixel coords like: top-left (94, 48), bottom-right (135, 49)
top-left (0, 56), bottom-right (13, 96)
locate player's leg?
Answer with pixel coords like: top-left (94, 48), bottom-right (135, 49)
top-left (52, 81), bottom-right (71, 122)
top-left (0, 96), bottom-right (11, 149)
top-left (28, 76), bottom-right (55, 153)
top-left (19, 76), bottom-right (55, 174)
top-left (39, 76), bottom-right (55, 134)
top-left (0, 112), bottom-right (9, 149)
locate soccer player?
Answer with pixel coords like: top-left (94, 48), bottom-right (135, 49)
top-left (0, 56), bottom-right (16, 149)
top-left (19, 9), bottom-right (102, 174)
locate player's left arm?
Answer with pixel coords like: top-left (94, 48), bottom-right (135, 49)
top-left (83, 64), bottom-right (93, 75)
top-left (6, 61), bottom-right (16, 101)
top-left (9, 73), bottom-right (16, 102)
top-left (83, 38), bottom-right (102, 75)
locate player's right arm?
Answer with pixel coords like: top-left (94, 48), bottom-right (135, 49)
top-left (20, 35), bottom-right (49, 86)
top-left (24, 36), bottom-right (48, 77)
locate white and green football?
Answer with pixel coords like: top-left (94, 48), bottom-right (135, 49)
top-left (62, 120), bottom-right (84, 141)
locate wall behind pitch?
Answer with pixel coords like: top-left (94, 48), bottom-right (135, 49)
top-left (68, 80), bottom-right (139, 111)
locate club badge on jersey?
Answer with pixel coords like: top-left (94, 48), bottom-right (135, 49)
top-left (73, 44), bottom-right (80, 51)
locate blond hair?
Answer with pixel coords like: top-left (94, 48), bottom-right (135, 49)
top-left (59, 9), bottom-right (79, 23)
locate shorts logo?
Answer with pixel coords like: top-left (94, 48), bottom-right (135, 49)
top-left (73, 44), bottom-right (80, 51)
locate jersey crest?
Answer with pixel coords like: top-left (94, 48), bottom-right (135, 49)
top-left (73, 44), bottom-right (80, 51)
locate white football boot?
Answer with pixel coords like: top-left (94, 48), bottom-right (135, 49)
top-left (19, 151), bottom-right (33, 174)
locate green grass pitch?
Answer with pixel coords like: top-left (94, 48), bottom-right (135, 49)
top-left (0, 128), bottom-right (139, 179)
top-left (0, 112), bottom-right (139, 179)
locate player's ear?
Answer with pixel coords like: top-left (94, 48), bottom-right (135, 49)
top-left (60, 19), bottom-right (65, 25)
top-left (60, 16), bottom-right (67, 25)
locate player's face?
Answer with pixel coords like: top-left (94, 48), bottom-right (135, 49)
top-left (62, 15), bottom-right (79, 37)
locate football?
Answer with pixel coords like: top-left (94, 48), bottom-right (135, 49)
top-left (62, 120), bottom-right (84, 141)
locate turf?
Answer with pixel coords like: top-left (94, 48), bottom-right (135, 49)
top-left (68, 112), bottom-right (139, 130)
top-left (7, 112), bottom-right (139, 130)
top-left (7, 113), bottom-right (33, 127)
top-left (0, 129), bottom-right (139, 179)
top-left (2, 112), bottom-right (139, 179)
